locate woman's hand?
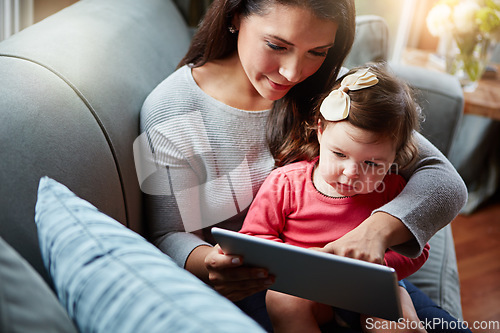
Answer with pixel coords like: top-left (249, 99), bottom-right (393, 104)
top-left (321, 226), bottom-right (387, 264)
top-left (317, 212), bottom-right (414, 265)
top-left (205, 245), bottom-right (275, 301)
top-left (187, 244), bottom-right (275, 302)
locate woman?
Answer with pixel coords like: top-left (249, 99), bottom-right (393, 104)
top-left (138, 0), bottom-right (467, 330)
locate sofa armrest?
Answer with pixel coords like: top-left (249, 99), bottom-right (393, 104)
top-left (0, 0), bottom-right (191, 284)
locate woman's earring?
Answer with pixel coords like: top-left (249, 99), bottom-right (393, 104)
top-left (228, 25), bottom-right (238, 34)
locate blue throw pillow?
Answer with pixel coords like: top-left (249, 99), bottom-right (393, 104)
top-left (34, 177), bottom-right (265, 333)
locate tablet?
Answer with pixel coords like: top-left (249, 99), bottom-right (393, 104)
top-left (212, 227), bottom-right (402, 321)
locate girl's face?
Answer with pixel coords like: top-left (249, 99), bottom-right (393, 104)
top-left (315, 120), bottom-right (397, 197)
top-left (235, 4), bottom-right (338, 101)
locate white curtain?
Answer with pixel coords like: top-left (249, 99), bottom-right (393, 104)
top-left (1, 0), bottom-right (33, 41)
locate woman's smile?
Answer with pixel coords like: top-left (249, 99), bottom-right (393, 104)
top-left (267, 77), bottom-right (292, 91)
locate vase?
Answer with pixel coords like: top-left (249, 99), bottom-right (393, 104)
top-left (444, 34), bottom-right (494, 92)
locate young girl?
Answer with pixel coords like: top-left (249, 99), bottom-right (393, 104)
top-left (239, 64), bottom-right (429, 332)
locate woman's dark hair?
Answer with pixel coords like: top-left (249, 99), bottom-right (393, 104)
top-left (303, 63), bottom-right (422, 169)
top-left (179, 0), bottom-right (356, 166)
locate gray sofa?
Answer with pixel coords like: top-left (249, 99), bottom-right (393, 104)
top-left (0, 0), bottom-right (465, 330)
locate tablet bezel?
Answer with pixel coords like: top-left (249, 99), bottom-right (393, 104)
top-left (211, 227), bottom-right (403, 321)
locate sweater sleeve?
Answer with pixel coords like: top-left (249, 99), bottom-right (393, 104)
top-left (373, 132), bottom-right (467, 257)
top-left (384, 243), bottom-right (430, 280)
top-left (141, 124), bottom-right (211, 268)
top-left (138, 69), bottom-right (211, 268)
top-left (239, 169), bottom-right (289, 243)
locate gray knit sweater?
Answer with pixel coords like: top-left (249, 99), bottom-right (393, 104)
top-left (138, 65), bottom-right (467, 267)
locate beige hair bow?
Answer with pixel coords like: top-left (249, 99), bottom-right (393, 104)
top-left (320, 68), bottom-right (379, 121)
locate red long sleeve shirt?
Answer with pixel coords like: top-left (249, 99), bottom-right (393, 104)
top-left (240, 159), bottom-right (430, 280)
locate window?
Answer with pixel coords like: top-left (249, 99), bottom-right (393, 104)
top-left (355, 0), bottom-right (431, 63)
top-left (1, 0), bottom-right (33, 42)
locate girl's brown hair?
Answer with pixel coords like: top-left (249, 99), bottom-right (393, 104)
top-left (301, 63), bottom-right (422, 170)
top-left (179, 0), bottom-right (356, 166)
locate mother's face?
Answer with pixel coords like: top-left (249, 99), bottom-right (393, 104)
top-left (235, 4), bottom-right (338, 101)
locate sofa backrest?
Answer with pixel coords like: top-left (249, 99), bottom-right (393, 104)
top-left (390, 63), bottom-right (464, 156)
top-left (344, 15), bottom-right (389, 69)
top-left (0, 0), bottom-right (191, 282)
top-left (346, 15), bottom-right (464, 156)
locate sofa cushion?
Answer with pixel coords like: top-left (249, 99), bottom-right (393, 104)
top-left (34, 176), bottom-right (265, 333)
top-left (406, 226), bottom-right (463, 320)
top-left (0, 236), bottom-right (78, 333)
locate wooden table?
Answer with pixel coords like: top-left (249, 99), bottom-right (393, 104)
top-left (402, 48), bottom-right (500, 121)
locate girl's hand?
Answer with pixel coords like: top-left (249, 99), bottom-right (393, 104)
top-left (203, 245), bottom-right (275, 302)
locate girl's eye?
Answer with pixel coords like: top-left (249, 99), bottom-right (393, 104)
top-left (266, 41), bottom-right (286, 51)
top-left (364, 161), bottom-right (379, 167)
top-left (333, 152), bottom-right (346, 158)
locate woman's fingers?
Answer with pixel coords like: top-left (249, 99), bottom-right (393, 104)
top-left (204, 244), bottom-right (242, 270)
top-left (213, 277), bottom-right (275, 302)
top-left (204, 244), bottom-right (275, 301)
top-left (322, 234), bottom-right (386, 265)
top-left (209, 265), bottom-right (270, 282)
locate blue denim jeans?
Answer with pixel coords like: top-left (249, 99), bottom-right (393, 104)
top-left (236, 280), bottom-right (473, 333)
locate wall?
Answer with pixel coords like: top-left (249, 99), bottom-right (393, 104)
top-left (34, 0), bottom-right (77, 23)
